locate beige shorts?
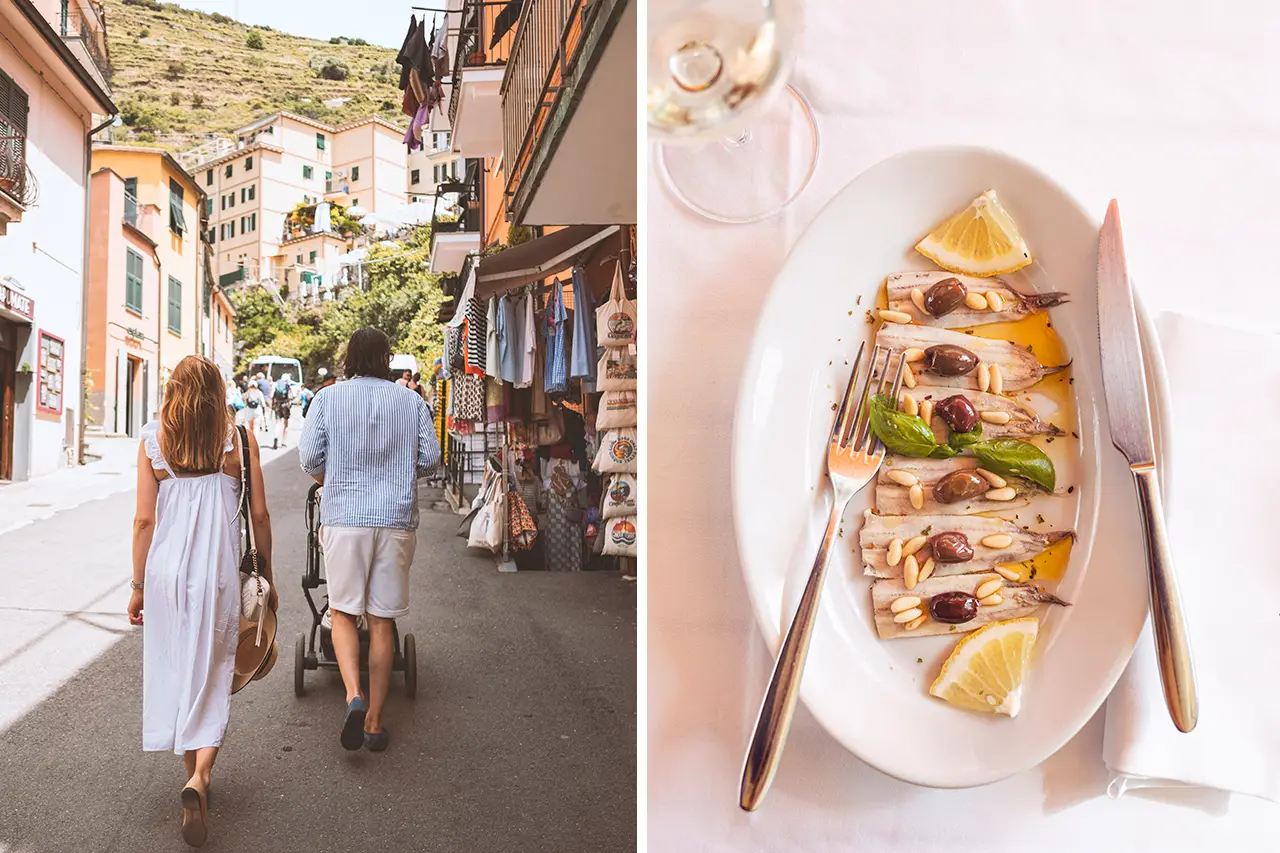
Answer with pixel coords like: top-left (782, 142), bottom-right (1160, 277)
top-left (319, 526), bottom-right (416, 619)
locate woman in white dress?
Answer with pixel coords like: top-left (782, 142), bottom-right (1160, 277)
top-left (127, 355), bottom-right (275, 847)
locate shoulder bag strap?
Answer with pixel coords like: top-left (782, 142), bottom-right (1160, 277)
top-left (237, 425), bottom-right (258, 560)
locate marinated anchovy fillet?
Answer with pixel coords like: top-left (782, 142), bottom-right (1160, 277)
top-left (871, 574), bottom-right (1069, 640)
top-left (913, 385), bottom-right (1062, 439)
top-left (876, 457), bottom-right (1036, 515)
top-left (885, 271), bottom-right (1067, 328)
top-left (876, 324), bottom-right (1062, 391)
top-left (859, 511), bottom-right (1072, 579)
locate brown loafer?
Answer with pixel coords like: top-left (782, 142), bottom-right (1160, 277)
top-left (180, 785), bottom-right (208, 847)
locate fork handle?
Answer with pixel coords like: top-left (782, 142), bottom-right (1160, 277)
top-left (739, 495), bottom-right (848, 811)
top-left (1132, 465), bottom-right (1198, 733)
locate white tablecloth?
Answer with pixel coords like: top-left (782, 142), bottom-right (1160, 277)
top-left (646, 2), bottom-right (1280, 849)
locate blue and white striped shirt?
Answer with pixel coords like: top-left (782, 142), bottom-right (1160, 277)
top-left (299, 377), bottom-right (442, 529)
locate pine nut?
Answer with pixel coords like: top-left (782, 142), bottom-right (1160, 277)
top-left (918, 556), bottom-right (936, 582)
top-left (904, 347), bottom-right (926, 363)
top-left (980, 410), bottom-right (1012, 425)
top-left (879, 309), bottom-right (913, 324)
top-left (910, 288), bottom-right (926, 314)
top-left (976, 578), bottom-right (1004, 600)
top-left (994, 565), bottom-right (1021, 581)
top-left (976, 468), bottom-right (1007, 488)
top-left (986, 291), bottom-right (1004, 312)
top-left (903, 535), bottom-right (927, 558)
top-left (908, 483), bottom-right (924, 509)
top-left (893, 606), bottom-right (924, 624)
top-left (979, 592), bottom-right (1004, 607)
top-left (919, 399), bottom-right (934, 426)
top-left (899, 392), bottom-right (918, 416)
top-left (901, 361), bottom-right (917, 389)
top-left (887, 538), bottom-right (903, 567)
top-left (977, 362), bottom-right (991, 393)
top-left (986, 487), bottom-right (1017, 501)
top-left (905, 614), bottom-right (927, 631)
top-left (981, 533), bottom-right (1014, 549)
top-left (903, 555), bottom-right (920, 590)
top-left (990, 362), bottom-right (1004, 395)
top-left (890, 595), bottom-right (922, 613)
top-left (965, 292), bottom-right (989, 311)
top-left (887, 470), bottom-right (919, 488)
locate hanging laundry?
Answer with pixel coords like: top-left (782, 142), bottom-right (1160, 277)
top-left (485, 297), bottom-right (502, 381)
top-left (451, 373), bottom-right (485, 422)
top-left (465, 296), bottom-right (487, 376)
top-left (491, 0), bottom-right (525, 49)
top-left (497, 293), bottom-right (519, 384)
top-left (569, 266), bottom-right (597, 383)
top-left (517, 287), bottom-right (537, 388)
top-left (395, 15), bottom-right (421, 92)
top-left (432, 16), bottom-right (449, 79)
top-left (542, 279), bottom-right (569, 395)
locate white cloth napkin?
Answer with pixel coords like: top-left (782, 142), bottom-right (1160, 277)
top-left (1103, 312), bottom-right (1280, 801)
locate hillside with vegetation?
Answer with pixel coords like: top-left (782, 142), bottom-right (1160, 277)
top-left (102, 0), bottom-right (408, 153)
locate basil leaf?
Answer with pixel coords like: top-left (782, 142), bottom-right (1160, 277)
top-left (868, 394), bottom-right (959, 459)
top-left (948, 423), bottom-right (983, 449)
top-left (970, 439), bottom-right (1056, 491)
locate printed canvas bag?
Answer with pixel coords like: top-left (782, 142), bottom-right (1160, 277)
top-left (595, 390), bottom-right (637, 429)
top-left (593, 428), bottom-right (638, 475)
top-left (602, 474), bottom-right (637, 519)
top-left (595, 262), bottom-right (636, 348)
top-left (602, 515), bottom-right (637, 558)
top-left (596, 348), bottom-right (637, 392)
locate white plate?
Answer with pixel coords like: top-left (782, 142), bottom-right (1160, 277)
top-left (731, 146), bottom-right (1168, 789)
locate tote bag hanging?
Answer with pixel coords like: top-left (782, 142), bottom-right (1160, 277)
top-left (602, 515), bottom-right (638, 558)
top-left (596, 348), bottom-right (637, 392)
top-left (595, 390), bottom-right (637, 429)
top-left (595, 262), bottom-right (636, 348)
top-left (593, 428), bottom-right (638, 474)
top-left (602, 474), bottom-right (637, 519)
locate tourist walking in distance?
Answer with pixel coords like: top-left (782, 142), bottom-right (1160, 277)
top-left (272, 373), bottom-right (294, 449)
top-left (299, 328), bottom-right (440, 751)
top-left (242, 380), bottom-right (265, 432)
top-left (128, 355), bottom-right (275, 846)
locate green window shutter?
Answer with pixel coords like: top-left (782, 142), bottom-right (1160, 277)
top-left (167, 277), bottom-right (182, 334)
top-left (125, 249), bottom-right (144, 313)
top-left (249, 185), bottom-right (255, 201)
top-left (303, 165), bottom-right (313, 180)
top-left (309, 251), bottom-right (316, 264)
top-left (246, 156), bottom-right (253, 170)
top-left (123, 177), bottom-right (138, 225)
top-left (316, 133), bottom-right (325, 150)
top-left (168, 179), bottom-right (186, 235)
top-left (351, 166), bottom-right (360, 181)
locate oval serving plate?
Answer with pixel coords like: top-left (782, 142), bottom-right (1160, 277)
top-left (731, 146), bottom-right (1166, 788)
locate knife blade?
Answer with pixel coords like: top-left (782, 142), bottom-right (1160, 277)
top-left (1096, 198), bottom-right (1198, 733)
top-left (1097, 200), bottom-right (1154, 467)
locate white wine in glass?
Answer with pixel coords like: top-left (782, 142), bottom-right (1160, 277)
top-left (649, 0), bottom-right (819, 224)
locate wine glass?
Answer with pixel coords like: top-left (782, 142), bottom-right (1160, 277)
top-left (648, 0), bottom-right (819, 224)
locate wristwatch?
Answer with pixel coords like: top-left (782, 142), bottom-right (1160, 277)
top-left (130, 580), bottom-right (144, 591)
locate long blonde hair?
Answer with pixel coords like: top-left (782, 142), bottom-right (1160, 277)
top-left (159, 355), bottom-right (231, 475)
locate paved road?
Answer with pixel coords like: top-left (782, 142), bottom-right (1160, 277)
top-left (0, 452), bottom-right (636, 852)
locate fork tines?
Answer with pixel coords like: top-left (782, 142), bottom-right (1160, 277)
top-left (830, 344), bottom-right (907, 458)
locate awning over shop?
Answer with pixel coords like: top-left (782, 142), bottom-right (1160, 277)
top-left (474, 224), bottom-right (619, 300)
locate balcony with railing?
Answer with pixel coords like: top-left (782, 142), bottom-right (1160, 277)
top-left (53, 0), bottom-right (112, 92)
top-left (500, 0), bottom-right (636, 226)
top-left (447, 0), bottom-right (516, 159)
top-left (428, 158), bottom-right (483, 275)
top-left (0, 126), bottom-right (37, 232)
top-left (122, 192), bottom-right (162, 244)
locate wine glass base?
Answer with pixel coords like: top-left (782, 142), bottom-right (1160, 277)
top-left (655, 84), bottom-right (820, 225)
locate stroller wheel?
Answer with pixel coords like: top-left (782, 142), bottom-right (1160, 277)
top-left (403, 633), bottom-right (417, 698)
top-left (294, 632), bottom-right (306, 697)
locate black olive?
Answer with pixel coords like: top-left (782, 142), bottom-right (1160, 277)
top-left (930, 591), bottom-right (980, 624)
top-left (924, 345), bottom-right (980, 377)
top-left (933, 470), bottom-right (989, 504)
top-left (930, 532), bottom-right (975, 563)
top-left (935, 394), bottom-right (979, 432)
top-left (922, 277), bottom-right (967, 317)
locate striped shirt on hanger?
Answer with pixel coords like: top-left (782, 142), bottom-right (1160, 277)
top-left (299, 377), bottom-right (442, 530)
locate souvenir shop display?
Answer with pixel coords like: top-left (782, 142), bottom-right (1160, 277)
top-left (594, 428), bottom-right (639, 474)
top-left (589, 260), bottom-right (638, 563)
top-left (596, 264), bottom-right (637, 348)
top-left (602, 474), bottom-right (638, 518)
top-left (596, 391), bottom-right (638, 429)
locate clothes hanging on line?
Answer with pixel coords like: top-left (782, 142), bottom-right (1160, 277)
top-left (465, 296), bottom-right (487, 376)
top-left (569, 266), bottom-right (597, 383)
top-left (485, 297), bottom-right (502, 380)
top-left (542, 279), bottom-right (569, 395)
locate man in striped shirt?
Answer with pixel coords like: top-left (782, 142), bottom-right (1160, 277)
top-left (299, 328), bottom-right (441, 752)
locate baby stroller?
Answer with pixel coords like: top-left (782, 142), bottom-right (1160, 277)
top-left (294, 483), bottom-right (418, 697)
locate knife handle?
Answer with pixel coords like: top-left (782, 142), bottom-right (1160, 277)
top-left (1132, 465), bottom-right (1198, 733)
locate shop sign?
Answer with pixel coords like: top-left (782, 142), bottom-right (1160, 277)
top-left (0, 280), bottom-right (34, 321)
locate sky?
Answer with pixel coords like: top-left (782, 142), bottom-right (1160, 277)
top-left (165, 0), bottom-right (447, 49)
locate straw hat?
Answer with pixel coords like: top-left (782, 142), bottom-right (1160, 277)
top-left (231, 605), bottom-right (278, 694)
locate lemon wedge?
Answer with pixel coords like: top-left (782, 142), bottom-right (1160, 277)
top-left (915, 189), bottom-right (1032, 277)
top-left (929, 617), bottom-right (1038, 717)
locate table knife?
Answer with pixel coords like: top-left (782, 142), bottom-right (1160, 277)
top-left (1097, 199), bottom-right (1198, 733)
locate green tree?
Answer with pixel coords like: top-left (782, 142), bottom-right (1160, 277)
top-left (228, 286), bottom-right (290, 374)
top-left (246, 30), bottom-right (265, 50)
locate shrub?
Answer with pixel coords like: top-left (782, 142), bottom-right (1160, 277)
top-left (317, 58), bottom-right (349, 81)
top-left (245, 30), bottom-right (264, 50)
top-left (379, 99), bottom-right (395, 111)
top-left (169, 92), bottom-right (181, 106)
top-left (209, 12), bottom-right (232, 24)
top-left (139, 28), bottom-right (150, 37)
top-left (123, 0), bottom-right (162, 9)
top-left (165, 60), bottom-right (187, 80)
top-left (329, 37), bottom-right (344, 45)
top-left (191, 93), bottom-right (205, 108)
top-left (349, 38), bottom-right (368, 46)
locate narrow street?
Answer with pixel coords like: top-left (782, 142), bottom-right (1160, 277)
top-left (0, 448), bottom-right (636, 852)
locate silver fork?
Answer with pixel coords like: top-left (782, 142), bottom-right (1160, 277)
top-left (739, 343), bottom-right (905, 812)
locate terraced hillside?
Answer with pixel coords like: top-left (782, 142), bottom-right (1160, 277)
top-left (102, 0), bottom-right (407, 153)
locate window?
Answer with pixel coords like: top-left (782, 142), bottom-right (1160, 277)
top-left (225, 164), bottom-right (233, 178)
top-left (220, 195), bottom-right (226, 211)
top-left (0, 70), bottom-right (29, 201)
top-left (208, 227), bottom-right (216, 243)
top-left (296, 255), bottom-right (303, 265)
top-left (248, 185), bottom-right (255, 201)
top-left (205, 170), bottom-right (213, 186)
top-left (245, 156), bottom-right (253, 171)
top-left (240, 216), bottom-right (246, 232)
top-left (309, 251), bottom-right (317, 264)
top-left (169, 179), bottom-right (186, 235)
top-left (125, 248), bottom-right (144, 314)
top-left (351, 166), bottom-right (360, 182)
top-left (432, 165), bottom-right (441, 183)
top-left (249, 212), bottom-right (256, 232)
top-left (451, 160), bottom-right (459, 179)
top-left (303, 165), bottom-right (314, 180)
top-left (205, 198), bottom-right (213, 217)
top-left (167, 277), bottom-right (182, 335)
top-left (123, 177), bottom-right (138, 226)
top-left (228, 221), bottom-right (235, 238)
top-left (316, 133), bottom-right (326, 150)
top-left (352, 199), bottom-right (359, 207)
top-left (411, 169), bottom-right (420, 185)
top-left (240, 188), bottom-right (246, 204)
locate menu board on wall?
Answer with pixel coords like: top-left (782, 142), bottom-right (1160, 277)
top-left (38, 330), bottom-right (65, 415)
